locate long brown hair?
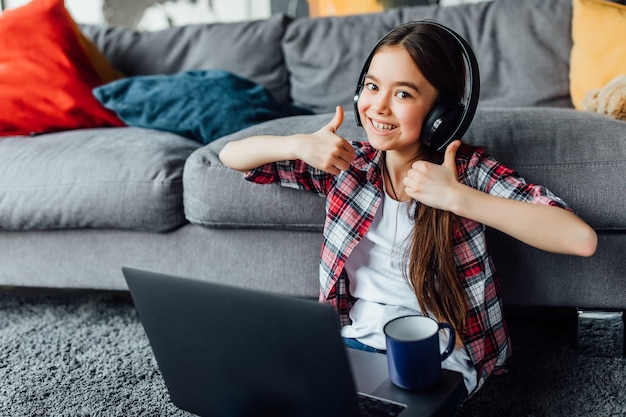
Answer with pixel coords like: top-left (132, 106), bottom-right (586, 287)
top-left (376, 22), bottom-right (468, 346)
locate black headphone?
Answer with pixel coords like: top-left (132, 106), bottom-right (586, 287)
top-left (353, 20), bottom-right (480, 152)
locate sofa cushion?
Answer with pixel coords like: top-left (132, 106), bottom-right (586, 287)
top-left (184, 108), bottom-right (625, 232)
top-left (282, 0), bottom-right (573, 114)
top-left (81, 14), bottom-right (292, 103)
top-left (93, 70), bottom-right (311, 145)
top-left (0, 0), bottom-right (125, 137)
top-left (570, 0), bottom-right (626, 109)
top-left (0, 128), bottom-right (199, 232)
top-left (183, 114), bottom-right (349, 230)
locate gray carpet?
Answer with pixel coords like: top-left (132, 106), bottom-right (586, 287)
top-left (0, 290), bottom-right (624, 417)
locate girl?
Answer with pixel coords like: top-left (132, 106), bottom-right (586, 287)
top-left (219, 22), bottom-right (597, 396)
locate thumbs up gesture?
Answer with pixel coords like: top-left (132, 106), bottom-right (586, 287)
top-left (294, 106), bottom-right (355, 175)
top-left (403, 140), bottom-right (462, 211)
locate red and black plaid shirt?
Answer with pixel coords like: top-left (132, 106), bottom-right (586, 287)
top-left (245, 141), bottom-right (570, 391)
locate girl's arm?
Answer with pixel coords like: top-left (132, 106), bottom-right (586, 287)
top-left (219, 134), bottom-right (297, 172)
top-left (219, 106), bottom-right (355, 175)
top-left (451, 186), bottom-right (597, 256)
top-left (404, 140), bottom-right (598, 257)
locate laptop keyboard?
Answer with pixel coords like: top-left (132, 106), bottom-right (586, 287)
top-left (357, 392), bottom-right (406, 417)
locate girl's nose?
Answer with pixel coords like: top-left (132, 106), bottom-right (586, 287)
top-left (371, 93), bottom-right (391, 115)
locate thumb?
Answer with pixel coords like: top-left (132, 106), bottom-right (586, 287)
top-left (443, 140), bottom-right (461, 169)
top-left (326, 106), bottom-right (344, 133)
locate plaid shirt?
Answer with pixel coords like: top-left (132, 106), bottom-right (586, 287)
top-left (245, 141), bottom-right (570, 391)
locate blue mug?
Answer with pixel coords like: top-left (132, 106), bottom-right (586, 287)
top-left (383, 315), bottom-right (456, 390)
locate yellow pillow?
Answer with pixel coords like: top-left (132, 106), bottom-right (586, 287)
top-left (570, 0), bottom-right (626, 109)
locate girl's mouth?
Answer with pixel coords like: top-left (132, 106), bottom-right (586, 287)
top-left (370, 118), bottom-right (397, 133)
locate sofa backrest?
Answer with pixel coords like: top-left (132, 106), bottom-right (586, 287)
top-left (84, 0), bottom-right (574, 114)
top-left (81, 14), bottom-right (292, 103)
top-left (283, 0), bottom-right (574, 113)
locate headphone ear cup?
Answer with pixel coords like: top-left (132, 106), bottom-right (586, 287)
top-left (419, 102), bottom-right (464, 150)
top-left (354, 88), bottom-right (363, 126)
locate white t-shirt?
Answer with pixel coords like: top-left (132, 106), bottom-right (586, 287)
top-left (340, 187), bottom-right (478, 394)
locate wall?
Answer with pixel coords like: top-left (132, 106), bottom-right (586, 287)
top-left (2, 0), bottom-right (271, 28)
top-left (2, 0), bottom-right (489, 29)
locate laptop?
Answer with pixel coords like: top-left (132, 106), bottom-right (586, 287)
top-left (122, 267), bottom-right (465, 417)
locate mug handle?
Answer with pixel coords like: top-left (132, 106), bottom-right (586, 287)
top-left (438, 322), bottom-right (456, 361)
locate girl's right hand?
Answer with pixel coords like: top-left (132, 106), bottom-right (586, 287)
top-left (219, 106), bottom-right (355, 173)
top-left (293, 106), bottom-right (355, 175)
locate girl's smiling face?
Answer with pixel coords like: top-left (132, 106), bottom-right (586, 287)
top-left (357, 45), bottom-right (439, 158)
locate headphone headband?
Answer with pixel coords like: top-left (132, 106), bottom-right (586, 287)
top-left (353, 20), bottom-right (480, 151)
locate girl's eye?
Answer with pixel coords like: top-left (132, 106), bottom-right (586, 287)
top-left (365, 82), bottom-right (378, 92)
top-left (395, 91), bottom-right (411, 99)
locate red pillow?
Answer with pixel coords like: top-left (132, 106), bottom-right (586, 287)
top-left (0, 0), bottom-right (125, 136)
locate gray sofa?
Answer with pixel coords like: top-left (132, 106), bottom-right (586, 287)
top-left (1, 0), bottom-right (624, 320)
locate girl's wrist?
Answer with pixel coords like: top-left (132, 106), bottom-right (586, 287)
top-left (288, 134), bottom-right (305, 161)
top-left (447, 183), bottom-right (475, 217)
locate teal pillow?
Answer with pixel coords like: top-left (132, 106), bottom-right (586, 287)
top-left (93, 70), bottom-right (311, 144)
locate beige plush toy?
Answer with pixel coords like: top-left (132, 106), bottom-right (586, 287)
top-left (581, 74), bottom-right (626, 121)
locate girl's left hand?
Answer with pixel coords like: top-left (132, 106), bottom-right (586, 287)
top-left (403, 140), bottom-right (462, 212)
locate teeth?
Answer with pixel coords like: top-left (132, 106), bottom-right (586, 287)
top-left (372, 120), bottom-right (395, 131)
